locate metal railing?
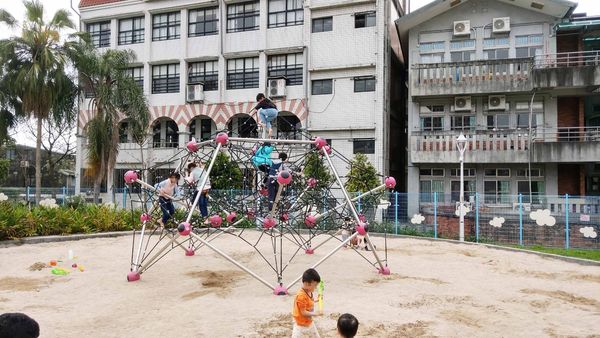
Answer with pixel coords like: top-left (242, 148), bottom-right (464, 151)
top-left (533, 50), bottom-right (600, 68)
top-left (152, 139), bottom-right (179, 149)
top-left (532, 126), bottom-right (600, 142)
top-left (411, 129), bottom-right (530, 152)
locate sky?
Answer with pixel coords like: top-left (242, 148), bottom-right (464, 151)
top-left (1, 0), bottom-right (600, 146)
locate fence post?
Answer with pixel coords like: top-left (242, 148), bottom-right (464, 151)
top-left (518, 193), bottom-right (523, 246)
top-left (26, 186), bottom-right (30, 204)
top-left (394, 191), bottom-right (398, 235)
top-left (357, 193), bottom-right (362, 214)
top-left (565, 194), bottom-right (570, 249)
top-left (475, 192), bottom-right (479, 243)
top-left (122, 186), bottom-right (127, 209)
top-left (433, 192), bottom-right (438, 239)
top-left (62, 186), bottom-right (66, 206)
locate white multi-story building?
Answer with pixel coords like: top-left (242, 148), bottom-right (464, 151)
top-left (75, 0), bottom-right (405, 199)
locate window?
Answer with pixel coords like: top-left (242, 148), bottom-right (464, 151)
top-left (419, 168), bottom-right (444, 176)
top-left (87, 21), bottom-right (111, 48)
top-left (125, 67), bottom-right (144, 89)
top-left (189, 7), bottom-right (218, 37)
top-left (268, 53), bottom-right (303, 85)
top-left (153, 12), bottom-right (180, 41)
top-left (515, 101), bottom-right (543, 129)
top-left (311, 79), bottom-right (332, 95)
top-left (353, 139), bottom-right (375, 154)
top-left (517, 113), bottom-right (537, 129)
top-left (419, 41), bottom-right (444, 53)
top-left (268, 0), bottom-right (303, 28)
top-left (516, 47), bottom-right (542, 58)
top-left (518, 181), bottom-right (545, 203)
top-left (152, 64), bottom-right (180, 94)
top-left (190, 118), bottom-right (212, 141)
top-left (420, 105), bottom-right (444, 113)
top-left (484, 168), bottom-right (511, 177)
top-left (450, 168), bottom-right (476, 177)
top-left (484, 180), bottom-right (511, 204)
top-left (515, 34), bottom-right (543, 46)
top-left (355, 12), bottom-right (375, 28)
top-left (354, 76), bottom-right (375, 92)
top-left (227, 57), bottom-right (259, 89)
top-left (6, 149), bottom-right (16, 160)
top-left (451, 51), bottom-right (474, 62)
top-left (451, 115), bottom-right (475, 131)
top-left (484, 37), bottom-right (509, 48)
top-left (312, 17), bottom-right (332, 32)
top-left (450, 39), bottom-right (475, 50)
top-left (420, 53), bottom-right (444, 64)
top-left (188, 60), bottom-right (218, 91)
top-left (119, 122), bottom-right (130, 143)
top-left (451, 180), bottom-right (476, 202)
top-left (420, 180), bottom-right (444, 201)
top-left (119, 17), bottom-right (144, 45)
top-left (227, 1), bottom-right (260, 32)
top-left (487, 114), bottom-right (510, 130)
top-left (421, 117), bottom-right (443, 131)
top-left (484, 48), bottom-right (509, 60)
top-left (516, 169), bottom-right (542, 177)
top-left (152, 120), bottom-right (179, 148)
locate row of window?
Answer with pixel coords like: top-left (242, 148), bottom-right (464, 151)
top-left (420, 113), bottom-right (543, 131)
top-left (86, 3), bottom-right (376, 48)
top-left (420, 179), bottom-right (545, 203)
top-left (419, 168), bottom-right (543, 177)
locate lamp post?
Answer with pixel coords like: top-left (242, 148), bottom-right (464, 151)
top-left (456, 134), bottom-right (467, 242)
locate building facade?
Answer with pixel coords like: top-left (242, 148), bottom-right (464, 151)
top-left (396, 0), bottom-right (600, 210)
top-left (75, 0), bottom-right (404, 198)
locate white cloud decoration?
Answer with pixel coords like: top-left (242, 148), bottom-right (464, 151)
top-left (529, 209), bottom-right (556, 226)
top-left (411, 214), bottom-right (425, 225)
top-left (39, 198), bottom-right (58, 209)
top-left (454, 204), bottom-right (470, 217)
top-left (0, 193), bottom-right (7, 202)
top-left (377, 199), bottom-right (391, 210)
top-left (489, 217), bottom-right (505, 228)
top-left (580, 227), bottom-right (598, 239)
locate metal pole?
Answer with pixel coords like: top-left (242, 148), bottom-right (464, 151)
top-left (475, 192), bottom-right (479, 243)
top-left (315, 184), bottom-right (386, 222)
top-left (228, 137), bottom-right (314, 145)
top-left (518, 193), bottom-right (523, 246)
top-left (394, 191), bottom-right (398, 235)
top-left (189, 232), bottom-right (274, 291)
top-left (132, 222), bottom-right (148, 271)
top-left (459, 151), bottom-right (465, 242)
top-left (138, 233), bottom-right (181, 273)
top-left (186, 143), bottom-right (222, 223)
top-left (434, 192), bottom-right (438, 239)
top-left (565, 194), bottom-right (570, 249)
top-left (528, 90), bottom-right (536, 204)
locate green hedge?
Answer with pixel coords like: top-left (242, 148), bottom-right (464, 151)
top-left (0, 201), bottom-right (142, 241)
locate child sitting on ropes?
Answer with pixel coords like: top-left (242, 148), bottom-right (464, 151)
top-left (155, 172), bottom-right (181, 228)
top-left (249, 93), bottom-right (279, 138)
top-left (187, 162), bottom-right (211, 221)
top-left (252, 142), bottom-right (274, 188)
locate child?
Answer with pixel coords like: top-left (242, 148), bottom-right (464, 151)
top-left (155, 172), bottom-right (181, 227)
top-left (250, 93), bottom-right (279, 138)
top-left (337, 313), bottom-right (359, 338)
top-left (252, 142), bottom-right (274, 188)
top-left (0, 313), bottom-right (40, 338)
top-left (292, 268), bottom-right (323, 338)
top-left (187, 162), bottom-right (211, 219)
top-left (341, 217), bottom-right (353, 248)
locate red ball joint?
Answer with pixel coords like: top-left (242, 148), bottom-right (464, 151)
top-left (210, 215), bottom-right (222, 228)
top-left (385, 177), bottom-right (397, 189)
top-left (277, 171), bottom-right (292, 185)
top-left (124, 170), bottom-right (138, 184)
top-left (307, 178), bottom-right (317, 188)
top-left (226, 212), bottom-right (237, 223)
top-left (263, 217), bottom-right (277, 229)
top-left (215, 132), bottom-right (229, 145)
top-left (186, 139), bottom-right (199, 152)
top-left (304, 215), bottom-right (317, 228)
top-left (178, 222), bottom-right (191, 236)
top-left (356, 222), bottom-right (368, 236)
top-left (313, 137), bottom-right (327, 150)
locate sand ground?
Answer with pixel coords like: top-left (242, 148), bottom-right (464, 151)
top-left (0, 231), bottom-right (599, 337)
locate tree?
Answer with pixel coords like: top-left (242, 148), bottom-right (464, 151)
top-left (345, 153), bottom-right (379, 193)
top-left (0, 1), bottom-right (78, 203)
top-left (209, 152), bottom-right (243, 190)
top-left (69, 45), bottom-right (149, 203)
top-left (303, 151), bottom-right (333, 190)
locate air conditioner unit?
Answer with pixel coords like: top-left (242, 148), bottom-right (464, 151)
top-left (453, 20), bottom-right (471, 36)
top-left (488, 95), bottom-right (506, 110)
top-left (186, 84), bottom-right (204, 103)
top-left (454, 96), bottom-right (472, 111)
top-left (268, 78), bottom-right (286, 98)
top-left (492, 17), bottom-right (510, 33)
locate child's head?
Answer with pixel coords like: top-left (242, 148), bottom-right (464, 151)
top-left (0, 313), bottom-right (40, 338)
top-left (187, 162), bottom-right (197, 171)
top-left (301, 268), bottom-right (321, 291)
top-left (168, 172), bottom-right (181, 183)
top-left (256, 93), bottom-right (266, 102)
top-left (337, 313), bottom-right (359, 338)
top-left (279, 152), bottom-right (288, 161)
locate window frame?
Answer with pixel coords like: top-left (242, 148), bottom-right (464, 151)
top-left (188, 60), bottom-right (219, 91)
top-left (125, 66), bottom-right (144, 89)
top-left (188, 7), bottom-right (219, 37)
top-left (311, 79), bottom-right (333, 95)
top-left (352, 138), bottom-right (375, 154)
top-left (152, 11), bottom-right (181, 41)
top-left (227, 1), bottom-right (260, 33)
top-left (267, 53), bottom-right (303, 86)
top-left (354, 76), bottom-right (376, 92)
top-left (312, 16), bottom-right (332, 33)
top-left (226, 57), bottom-right (259, 90)
top-left (268, 0), bottom-right (304, 28)
top-left (118, 16), bottom-right (145, 45)
top-left (87, 21), bottom-right (111, 48)
top-left (152, 63), bottom-right (180, 94)
top-left (355, 11), bottom-right (376, 28)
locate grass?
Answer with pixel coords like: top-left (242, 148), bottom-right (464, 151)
top-left (510, 245), bottom-right (600, 261)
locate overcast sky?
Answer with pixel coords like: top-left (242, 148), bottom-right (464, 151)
top-left (2, 0), bottom-right (600, 146)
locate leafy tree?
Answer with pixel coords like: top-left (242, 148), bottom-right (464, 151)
top-left (0, 159), bottom-right (9, 185)
top-left (209, 152), bottom-right (243, 190)
top-left (0, 0), bottom-right (78, 203)
top-left (345, 153), bottom-right (379, 193)
top-left (303, 151), bottom-right (333, 190)
top-left (69, 45), bottom-right (149, 203)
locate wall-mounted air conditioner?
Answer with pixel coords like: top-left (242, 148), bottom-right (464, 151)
top-left (492, 17), bottom-right (511, 33)
top-left (268, 78), bottom-right (286, 98)
top-left (186, 84), bottom-right (204, 103)
top-left (488, 95), bottom-right (506, 110)
top-left (454, 96), bottom-right (472, 111)
top-left (453, 20), bottom-right (471, 36)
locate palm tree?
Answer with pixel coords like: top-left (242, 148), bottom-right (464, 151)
top-left (0, 1), bottom-right (77, 203)
top-left (69, 44), bottom-right (149, 203)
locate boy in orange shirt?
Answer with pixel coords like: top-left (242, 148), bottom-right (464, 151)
top-left (292, 268), bottom-right (323, 338)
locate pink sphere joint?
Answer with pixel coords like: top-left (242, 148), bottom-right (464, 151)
top-left (356, 222), bottom-right (368, 236)
top-left (124, 170), bottom-right (138, 184)
top-left (307, 178), bottom-right (317, 188)
top-left (215, 132), bottom-right (229, 145)
top-left (210, 215), bottom-right (223, 228)
top-left (260, 187), bottom-right (268, 196)
top-left (277, 171), bottom-right (292, 185)
top-left (313, 137), bottom-right (327, 150)
top-left (305, 248), bottom-right (314, 255)
top-left (379, 267), bottom-right (391, 275)
top-left (226, 212), bottom-right (237, 223)
top-left (321, 145), bottom-right (332, 155)
top-left (186, 140), bottom-right (199, 153)
top-left (127, 271), bottom-right (140, 282)
top-left (185, 248), bottom-right (195, 256)
top-left (385, 176), bottom-right (397, 189)
top-left (304, 215), bottom-right (317, 228)
top-left (273, 285), bottom-right (288, 296)
top-left (358, 214), bottom-right (367, 222)
top-left (178, 222), bottom-right (191, 236)
top-left (280, 213), bottom-right (289, 222)
top-left (263, 217), bottom-right (277, 229)
top-left (140, 213), bottom-right (151, 223)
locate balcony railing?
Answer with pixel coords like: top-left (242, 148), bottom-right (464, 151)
top-left (411, 130), bottom-right (530, 152)
top-left (532, 127), bottom-right (600, 142)
top-left (533, 50), bottom-right (600, 68)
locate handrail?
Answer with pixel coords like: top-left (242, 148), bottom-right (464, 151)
top-left (533, 50), bottom-right (600, 68)
top-left (412, 57), bottom-right (534, 69)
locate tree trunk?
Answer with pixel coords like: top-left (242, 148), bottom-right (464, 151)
top-left (93, 153), bottom-right (106, 204)
top-left (35, 117), bottom-right (43, 204)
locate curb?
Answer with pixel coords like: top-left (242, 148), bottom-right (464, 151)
top-left (0, 231), bottom-right (132, 248)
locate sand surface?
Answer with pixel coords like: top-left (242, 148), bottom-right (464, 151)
top-left (0, 231), bottom-right (599, 337)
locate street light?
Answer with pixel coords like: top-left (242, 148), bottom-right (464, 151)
top-left (456, 134), bottom-right (467, 242)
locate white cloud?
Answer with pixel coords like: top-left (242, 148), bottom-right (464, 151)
top-left (0, 193), bottom-right (7, 202)
top-left (454, 204), bottom-right (470, 217)
top-left (377, 199), bottom-right (391, 210)
top-left (580, 226), bottom-right (598, 239)
top-left (530, 209), bottom-right (556, 226)
top-left (411, 214), bottom-right (425, 225)
top-left (489, 217), bottom-right (505, 228)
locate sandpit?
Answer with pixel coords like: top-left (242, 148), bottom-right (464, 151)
top-left (0, 232), bottom-right (599, 337)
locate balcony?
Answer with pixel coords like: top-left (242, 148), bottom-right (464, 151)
top-left (410, 58), bottom-right (533, 97)
top-left (410, 127), bottom-right (600, 164)
top-left (532, 51), bottom-right (600, 90)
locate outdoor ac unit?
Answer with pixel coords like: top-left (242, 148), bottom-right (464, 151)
top-left (492, 17), bottom-right (510, 33)
top-left (453, 20), bottom-right (471, 36)
top-left (454, 96), bottom-right (472, 111)
top-left (186, 84), bottom-right (204, 103)
top-left (488, 95), bottom-right (506, 110)
top-left (268, 78), bottom-right (286, 98)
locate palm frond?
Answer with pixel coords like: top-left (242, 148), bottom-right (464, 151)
top-left (23, 0), bottom-right (44, 25)
top-left (0, 9), bottom-right (17, 28)
top-left (50, 9), bottom-right (75, 30)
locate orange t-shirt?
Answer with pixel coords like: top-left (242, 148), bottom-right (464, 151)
top-left (292, 288), bottom-right (314, 326)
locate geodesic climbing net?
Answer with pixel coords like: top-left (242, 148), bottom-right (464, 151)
top-left (123, 129), bottom-right (397, 294)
